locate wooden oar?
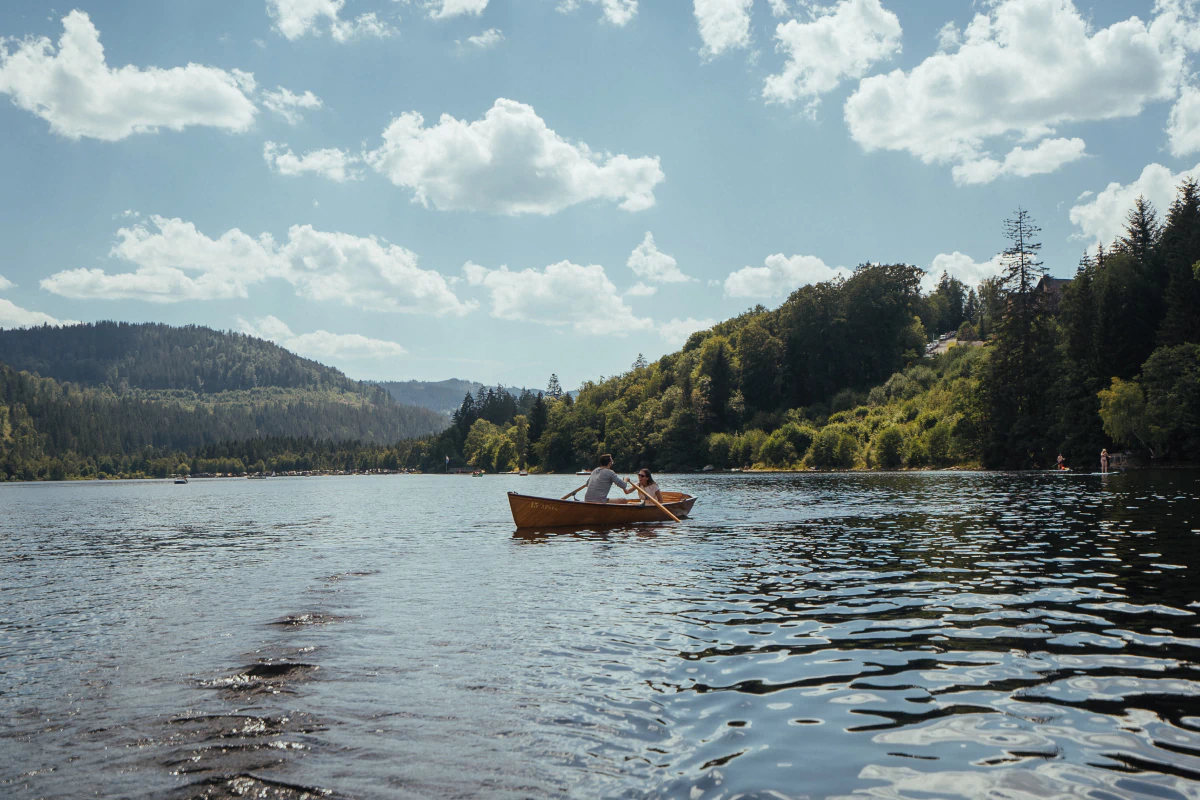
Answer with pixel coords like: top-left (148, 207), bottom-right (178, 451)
top-left (561, 481), bottom-right (589, 500)
top-left (633, 482), bottom-right (681, 523)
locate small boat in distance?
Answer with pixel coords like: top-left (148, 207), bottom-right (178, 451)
top-left (173, 476), bottom-right (188, 484)
top-left (247, 474), bottom-right (267, 480)
top-left (519, 470), bottom-right (528, 476)
top-left (575, 469), bottom-right (591, 475)
top-left (508, 491), bottom-right (697, 528)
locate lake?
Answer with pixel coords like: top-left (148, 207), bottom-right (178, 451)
top-left (2, 471), bottom-right (1200, 799)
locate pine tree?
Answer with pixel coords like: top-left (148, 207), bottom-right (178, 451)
top-left (632, 353), bottom-right (648, 371)
top-left (981, 209), bottom-right (1059, 467)
top-left (1159, 179), bottom-right (1200, 346)
top-left (546, 374), bottom-right (564, 400)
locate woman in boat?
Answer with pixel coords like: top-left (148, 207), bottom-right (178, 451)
top-left (635, 469), bottom-right (663, 505)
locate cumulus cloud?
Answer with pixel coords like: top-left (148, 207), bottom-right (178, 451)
top-left (1168, 84), bottom-right (1200, 156)
top-left (0, 276), bottom-right (76, 328)
top-left (0, 299), bottom-right (76, 329)
top-left (40, 216), bottom-right (475, 317)
top-left (365, 98), bottom-right (664, 215)
top-left (724, 253), bottom-right (851, 298)
top-left (764, 0), bottom-right (902, 108)
top-left (1069, 161), bottom-right (1200, 247)
top-left (267, 0), bottom-right (394, 41)
top-left (695, 0), bottom-right (754, 58)
top-left (844, 0), bottom-right (1197, 181)
top-left (0, 10), bottom-right (257, 140)
top-left (464, 260), bottom-right (653, 335)
top-left (659, 317), bottom-right (717, 347)
top-left (464, 28), bottom-right (504, 48)
top-left (262, 87), bottom-right (322, 124)
top-left (951, 137), bottom-right (1087, 185)
top-left (627, 232), bottom-right (690, 283)
top-left (769, 0), bottom-right (790, 17)
top-left (921, 252), bottom-right (1004, 293)
top-left (238, 315), bottom-right (407, 361)
top-left (558, 0), bottom-right (638, 26)
top-left (264, 141), bottom-right (364, 181)
top-left (624, 282), bottom-right (657, 297)
top-left (430, 0), bottom-right (490, 19)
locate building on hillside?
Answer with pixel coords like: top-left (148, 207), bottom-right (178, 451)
top-left (1036, 276), bottom-right (1072, 314)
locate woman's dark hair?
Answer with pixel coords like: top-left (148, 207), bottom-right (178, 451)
top-left (638, 469), bottom-right (653, 483)
top-left (599, 454), bottom-right (613, 467)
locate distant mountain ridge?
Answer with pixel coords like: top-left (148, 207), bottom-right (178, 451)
top-left (375, 379), bottom-right (534, 414)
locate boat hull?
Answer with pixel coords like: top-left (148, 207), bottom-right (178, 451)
top-left (508, 491), bottom-right (696, 528)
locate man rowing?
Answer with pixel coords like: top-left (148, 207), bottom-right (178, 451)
top-left (584, 454), bottom-right (638, 504)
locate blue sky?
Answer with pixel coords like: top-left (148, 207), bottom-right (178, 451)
top-left (1, 0), bottom-right (1198, 388)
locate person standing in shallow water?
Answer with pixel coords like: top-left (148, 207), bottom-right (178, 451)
top-left (583, 454), bottom-right (636, 504)
top-left (1100, 448), bottom-right (1109, 474)
top-left (1057, 454), bottom-right (1067, 471)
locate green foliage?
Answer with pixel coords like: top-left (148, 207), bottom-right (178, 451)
top-left (1098, 378), bottom-right (1161, 457)
top-left (872, 425), bottom-right (904, 467)
top-left (806, 425), bottom-right (859, 469)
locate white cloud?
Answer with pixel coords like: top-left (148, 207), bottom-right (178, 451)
top-left (365, 98), bottom-right (664, 215)
top-left (558, 0), bottom-right (638, 26)
top-left (464, 28), bottom-right (504, 48)
top-left (40, 216), bottom-right (475, 317)
top-left (0, 11), bottom-right (257, 141)
top-left (763, 0), bottom-right (902, 108)
top-left (430, 0), bottom-right (489, 19)
top-left (695, 0), bottom-right (754, 58)
top-left (951, 137), bottom-right (1087, 185)
top-left (0, 277), bottom-right (76, 328)
top-left (922, 252), bottom-right (1004, 293)
top-left (0, 299), bottom-right (76, 329)
top-left (769, 0), bottom-right (790, 17)
top-left (1069, 161), bottom-right (1200, 246)
top-left (238, 315), bottom-right (407, 360)
top-left (264, 141), bottom-right (363, 181)
top-left (844, 0), bottom-right (1197, 181)
top-left (935, 20), bottom-right (962, 52)
top-left (659, 317), bottom-right (717, 347)
top-left (267, 0), bottom-right (394, 41)
top-left (627, 232), bottom-right (690, 283)
top-left (1168, 84), bottom-right (1200, 156)
top-left (624, 282), bottom-right (658, 297)
top-left (262, 87), bottom-right (322, 124)
top-left (724, 253), bottom-right (851, 298)
top-left (464, 260), bottom-right (653, 335)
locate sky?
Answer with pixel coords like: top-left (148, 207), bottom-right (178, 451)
top-left (2, 0), bottom-right (1199, 389)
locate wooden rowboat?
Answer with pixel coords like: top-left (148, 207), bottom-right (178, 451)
top-left (508, 491), bottom-right (696, 528)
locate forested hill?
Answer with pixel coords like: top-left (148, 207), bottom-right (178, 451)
top-left (0, 321), bottom-right (381, 397)
top-left (0, 321), bottom-right (453, 480)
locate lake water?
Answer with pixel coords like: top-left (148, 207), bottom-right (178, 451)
top-left (3, 471), bottom-right (1200, 799)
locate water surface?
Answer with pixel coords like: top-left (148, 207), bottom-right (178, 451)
top-left (3, 471), bottom-right (1200, 799)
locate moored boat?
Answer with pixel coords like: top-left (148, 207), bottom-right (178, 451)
top-left (508, 491), bottom-right (697, 528)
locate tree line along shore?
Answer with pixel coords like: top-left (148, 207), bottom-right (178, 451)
top-left (1, 186), bottom-right (1198, 482)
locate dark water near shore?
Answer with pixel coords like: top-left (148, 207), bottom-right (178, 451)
top-left (3, 471), bottom-right (1200, 799)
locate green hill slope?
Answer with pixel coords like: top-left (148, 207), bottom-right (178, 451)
top-left (0, 322), bottom-right (450, 480)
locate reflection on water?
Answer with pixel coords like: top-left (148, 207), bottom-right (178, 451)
top-left (1, 471), bottom-right (1199, 798)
